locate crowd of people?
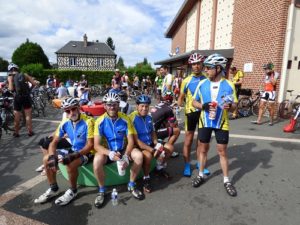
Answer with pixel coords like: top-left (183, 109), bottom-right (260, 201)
top-left (1, 52), bottom-right (281, 208)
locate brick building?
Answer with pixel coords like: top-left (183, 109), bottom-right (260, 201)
top-left (155, 0), bottom-right (300, 102)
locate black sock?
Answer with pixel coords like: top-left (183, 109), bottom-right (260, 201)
top-left (71, 187), bottom-right (77, 193)
top-left (50, 183), bottom-right (59, 192)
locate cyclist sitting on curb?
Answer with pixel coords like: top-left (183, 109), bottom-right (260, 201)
top-left (251, 62), bottom-right (279, 126)
top-left (176, 53), bottom-right (209, 177)
top-left (149, 92), bottom-right (181, 178)
top-left (93, 92), bottom-right (144, 208)
top-left (34, 97), bottom-right (95, 205)
top-left (192, 53), bottom-right (238, 197)
top-left (129, 95), bottom-right (174, 193)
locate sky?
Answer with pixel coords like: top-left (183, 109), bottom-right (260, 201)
top-left (0, 0), bottom-right (183, 67)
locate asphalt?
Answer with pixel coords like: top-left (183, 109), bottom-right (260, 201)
top-left (0, 102), bottom-right (300, 225)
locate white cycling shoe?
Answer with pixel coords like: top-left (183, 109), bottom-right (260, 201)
top-left (55, 189), bottom-right (77, 206)
top-left (34, 188), bottom-right (59, 204)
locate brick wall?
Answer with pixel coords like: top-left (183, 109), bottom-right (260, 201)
top-left (171, 19), bottom-right (187, 54)
top-left (231, 0), bottom-right (290, 93)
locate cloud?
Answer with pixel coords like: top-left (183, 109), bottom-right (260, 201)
top-left (0, 0), bottom-right (183, 66)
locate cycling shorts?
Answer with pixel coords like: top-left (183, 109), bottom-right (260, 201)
top-left (13, 95), bottom-right (32, 111)
top-left (261, 91), bottom-right (276, 102)
top-left (185, 111), bottom-right (201, 131)
top-left (57, 149), bottom-right (94, 166)
top-left (38, 136), bottom-right (71, 150)
top-left (198, 127), bottom-right (229, 144)
top-left (156, 127), bottom-right (173, 140)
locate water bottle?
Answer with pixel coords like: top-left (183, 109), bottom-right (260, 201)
top-left (111, 188), bottom-right (118, 206)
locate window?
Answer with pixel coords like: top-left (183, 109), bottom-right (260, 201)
top-left (298, 61), bottom-right (300, 70)
top-left (97, 58), bottom-right (104, 67)
top-left (287, 60), bottom-right (292, 69)
top-left (69, 57), bottom-right (77, 66)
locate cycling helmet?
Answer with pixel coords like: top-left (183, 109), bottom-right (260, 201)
top-left (263, 62), bottom-right (274, 70)
top-left (162, 91), bottom-right (174, 102)
top-left (61, 97), bottom-right (79, 109)
top-left (188, 53), bottom-right (205, 64)
top-left (8, 63), bottom-right (19, 71)
top-left (103, 92), bottom-right (121, 103)
top-left (204, 53), bottom-right (228, 69)
top-left (136, 94), bottom-right (151, 105)
top-left (118, 91), bottom-right (128, 102)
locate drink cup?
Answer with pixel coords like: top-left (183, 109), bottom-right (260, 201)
top-left (116, 160), bottom-right (125, 176)
top-left (208, 102), bottom-right (217, 120)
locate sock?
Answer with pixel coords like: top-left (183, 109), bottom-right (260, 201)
top-left (98, 186), bottom-right (106, 193)
top-left (223, 176), bottom-right (230, 183)
top-left (144, 175), bottom-right (150, 179)
top-left (128, 181), bottom-right (135, 187)
top-left (50, 183), bottom-right (58, 192)
top-left (71, 187), bottom-right (77, 193)
top-left (156, 160), bottom-right (164, 170)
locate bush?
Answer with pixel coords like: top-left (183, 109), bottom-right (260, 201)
top-left (21, 63), bottom-right (44, 78)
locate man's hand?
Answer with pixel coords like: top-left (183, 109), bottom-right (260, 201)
top-left (202, 102), bottom-right (211, 111)
top-left (109, 151), bottom-right (121, 161)
top-left (47, 155), bottom-right (58, 171)
top-left (61, 152), bottom-right (81, 165)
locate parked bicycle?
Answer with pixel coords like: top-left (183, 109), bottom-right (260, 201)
top-left (278, 90), bottom-right (300, 119)
top-left (0, 96), bottom-right (15, 139)
top-left (237, 89), bottom-right (263, 117)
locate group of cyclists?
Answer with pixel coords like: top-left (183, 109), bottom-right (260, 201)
top-left (3, 51), bottom-right (282, 208)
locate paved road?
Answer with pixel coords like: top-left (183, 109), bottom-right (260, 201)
top-left (0, 105), bottom-right (300, 225)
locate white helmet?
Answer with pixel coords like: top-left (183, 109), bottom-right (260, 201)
top-left (188, 53), bottom-right (205, 64)
top-left (61, 97), bottom-right (79, 109)
top-left (103, 92), bottom-right (121, 103)
top-left (8, 63), bottom-right (19, 71)
top-left (204, 53), bottom-right (228, 69)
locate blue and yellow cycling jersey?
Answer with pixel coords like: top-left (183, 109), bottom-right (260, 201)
top-left (193, 78), bottom-right (237, 131)
top-left (55, 113), bottom-right (94, 152)
top-left (180, 73), bottom-right (206, 114)
top-left (129, 111), bottom-right (154, 145)
top-left (94, 112), bottom-right (135, 151)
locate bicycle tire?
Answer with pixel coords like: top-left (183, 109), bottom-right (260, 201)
top-left (251, 99), bottom-right (260, 117)
top-left (3, 110), bottom-right (15, 131)
top-left (278, 100), bottom-right (292, 119)
top-left (237, 97), bottom-right (251, 117)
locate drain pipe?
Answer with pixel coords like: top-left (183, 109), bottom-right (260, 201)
top-left (278, 0), bottom-right (295, 102)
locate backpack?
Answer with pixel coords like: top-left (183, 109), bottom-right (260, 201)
top-left (13, 73), bottom-right (30, 96)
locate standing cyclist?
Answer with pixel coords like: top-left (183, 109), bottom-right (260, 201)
top-left (192, 53), bottom-right (238, 197)
top-left (177, 53), bottom-right (209, 177)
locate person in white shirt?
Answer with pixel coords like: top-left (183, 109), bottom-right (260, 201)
top-left (56, 82), bottom-right (69, 99)
top-left (160, 66), bottom-right (173, 96)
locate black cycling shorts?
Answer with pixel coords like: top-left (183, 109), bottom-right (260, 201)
top-left (38, 136), bottom-right (72, 150)
top-left (57, 149), bottom-right (94, 166)
top-left (185, 111), bottom-right (201, 131)
top-left (156, 127), bottom-right (173, 140)
top-left (198, 127), bottom-right (229, 144)
top-left (14, 95), bottom-right (32, 111)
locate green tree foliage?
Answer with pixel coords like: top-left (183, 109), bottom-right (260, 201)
top-left (126, 58), bottom-right (156, 80)
top-left (21, 63), bottom-right (44, 78)
top-left (116, 56), bottom-right (126, 71)
top-left (0, 57), bottom-right (9, 71)
top-left (12, 39), bottom-right (51, 69)
top-left (106, 37), bottom-right (115, 51)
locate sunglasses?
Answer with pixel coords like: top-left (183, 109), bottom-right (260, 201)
top-left (106, 103), bottom-right (118, 107)
top-left (205, 66), bottom-right (216, 70)
top-left (64, 107), bottom-right (77, 114)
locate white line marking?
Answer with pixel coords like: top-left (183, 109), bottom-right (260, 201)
top-left (32, 118), bottom-right (60, 124)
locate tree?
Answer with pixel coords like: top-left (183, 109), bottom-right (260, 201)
top-left (0, 57), bottom-right (9, 71)
top-left (12, 39), bottom-right (51, 69)
top-left (21, 63), bottom-right (44, 77)
top-left (106, 37), bottom-right (115, 51)
top-left (143, 57), bottom-right (148, 65)
top-left (116, 56), bottom-right (126, 71)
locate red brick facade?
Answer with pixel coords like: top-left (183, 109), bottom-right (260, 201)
top-left (171, 19), bottom-right (187, 55)
top-left (231, 0), bottom-right (290, 91)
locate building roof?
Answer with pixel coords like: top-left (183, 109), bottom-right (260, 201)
top-left (165, 0), bottom-right (197, 38)
top-left (154, 49), bottom-right (234, 65)
top-left (55, 41), bottom-right (116, 56)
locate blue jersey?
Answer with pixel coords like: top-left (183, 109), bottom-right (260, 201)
top-left (129, 111), bottom-right (154, 145)
top-left (94, 112), bottom-right (135, 151)
top-left (55, 113), bottom-right (94, 152)
top-left (193, 78), bottom-right (237, 130)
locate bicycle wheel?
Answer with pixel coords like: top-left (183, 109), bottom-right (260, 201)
top-left (278, 100), bottom-right (293, 119)
top-left (3, 110), bottom-right (15, 131)
top-left (237, 97), bottom-right (251, 117)
top-left (251, 99), bottom-right (260, 117)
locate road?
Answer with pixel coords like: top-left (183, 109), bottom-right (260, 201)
top-left (0, 104), bottom-right (300, 225)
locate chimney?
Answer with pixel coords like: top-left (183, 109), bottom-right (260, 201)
top-left (83, 34), bottom-right (88, 47)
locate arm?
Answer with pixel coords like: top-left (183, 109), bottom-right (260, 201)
top-left (177, 92), bottom-right (185, 107)
top-left (133, 133), bottom-right (154, 154)
top-left (124, 134), bottom-right (134, 156)
top-left (25, 74), bottom-right (36, 88)
top-left (192, 99), bottom-right (202, 110)
top-left (7, 75), bottom-right (14, 91)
